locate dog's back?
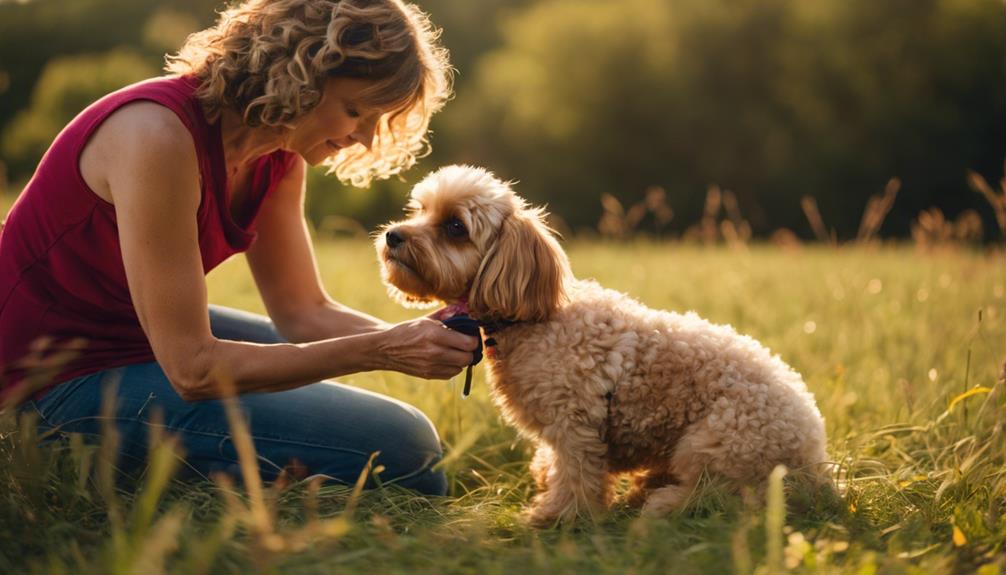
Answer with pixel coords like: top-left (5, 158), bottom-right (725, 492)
top-left (486, 279), bottom-right (828, 485)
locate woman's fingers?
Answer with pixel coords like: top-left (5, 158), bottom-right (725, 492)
top-left (379, 318), bottom-right (481, 380)
top-left (430, 365), bottom-right (466, 380)
top-left (441, 348), bottom-right (477, 367)
top-left (432, 322), bottom-right (480, 352)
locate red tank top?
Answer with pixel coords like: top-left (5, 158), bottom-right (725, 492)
top-left (0, 75), bottom-right (297, 399)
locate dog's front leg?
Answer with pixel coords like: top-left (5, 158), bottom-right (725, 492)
top-left (525, 429), bottom-right (609, 527)
top-left (529, 442), bottom-right (554, 491)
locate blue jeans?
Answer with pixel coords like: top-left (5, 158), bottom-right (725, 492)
top-left (19, 305), bottom-right (447, 495)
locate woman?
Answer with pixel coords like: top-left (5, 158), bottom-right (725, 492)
top-left (0, 0), bottom-right (472, 495)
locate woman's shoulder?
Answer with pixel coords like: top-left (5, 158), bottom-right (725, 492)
top-left (100, 100), bottom-right (193, 148)
top-left (74, 76), bottom-right (206, 166)
top-left (83, 95), bottom-right (198, 175)
top-left (98, 75), bottom-right (204, 137)
top-left (79, 99), bottom-right (200, 204)
top-left (100, 75), bottom-right (202, 109)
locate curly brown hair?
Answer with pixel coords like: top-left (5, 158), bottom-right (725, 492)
top-left (166, 0), bottom-right (452, 186)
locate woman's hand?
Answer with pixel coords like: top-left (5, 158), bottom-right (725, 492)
top-left (375, 318), bottom-right (480, 380)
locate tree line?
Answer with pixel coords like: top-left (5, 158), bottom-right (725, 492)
top-left (2, 0), bottom-right (1005, 240)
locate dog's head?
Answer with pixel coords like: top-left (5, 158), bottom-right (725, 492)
top-left (376, 165), bottom-right (570, 321)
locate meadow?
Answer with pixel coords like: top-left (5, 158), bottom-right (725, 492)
top-left (2, 234), bottom-right (1006, 574)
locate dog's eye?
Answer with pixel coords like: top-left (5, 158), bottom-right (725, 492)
top-left (443, 217), bottom-right (468, 239)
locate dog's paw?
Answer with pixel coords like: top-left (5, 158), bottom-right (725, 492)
top-left (639, 484), bottom-right (692, 517)
top-left (523, 495), bottom-right (606, 528)
top-left (522, 505), bottom-right (562, 529)
top-left (522, 494), bottom-right (581, 528)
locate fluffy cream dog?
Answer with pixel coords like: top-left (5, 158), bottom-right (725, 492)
top-left (376, 165), bottom-right (830, 525)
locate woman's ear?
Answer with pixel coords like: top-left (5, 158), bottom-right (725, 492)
top-left (469, 208), bottom-right (570, 322)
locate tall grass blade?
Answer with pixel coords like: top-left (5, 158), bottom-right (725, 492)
top-left (764, 465), bottom-right (788, 575)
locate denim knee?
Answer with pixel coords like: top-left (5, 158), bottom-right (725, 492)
top-left (406, 466), bottom-right (448, 497)
top-left (372, 405), bottom-right (447, 496)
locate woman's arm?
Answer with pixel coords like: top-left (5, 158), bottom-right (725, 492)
top-left (244, 156), bottom-right (386, 343)
top-left (100, 103), bottom-right (476, 401)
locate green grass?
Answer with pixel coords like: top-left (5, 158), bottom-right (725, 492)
top-left (3, 239), bottom-right (1006, 574)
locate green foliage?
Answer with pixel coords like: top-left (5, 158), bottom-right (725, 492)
top-left (0, 0), bottom-right (219, 182)
top-left (2, 0), bottom-right (1006, 238)
top-left (303, 165), bottom-right (412, 235)
top-left (0, 0), bottom-right (219, 121)
top-left (445, 0), bottom-right (1006, 237)
top-left (1, 49), bottom-right (157, 174)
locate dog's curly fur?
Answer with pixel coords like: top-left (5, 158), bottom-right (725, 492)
top-left (376, 165), bottom-right (830, 525)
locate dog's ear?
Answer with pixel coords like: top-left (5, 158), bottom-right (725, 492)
top-left (469, 208), bottom-right (570, 322)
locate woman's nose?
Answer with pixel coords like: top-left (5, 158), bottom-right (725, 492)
top-left (352, 119), bottom-right (377, 150)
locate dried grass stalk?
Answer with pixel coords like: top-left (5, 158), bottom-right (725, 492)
top-left (856, 178), bottom-right (900, 244)
top-left (968, 166), bottom-right (1006, 236)
top-left (800, 196), bottom-right (833, 245)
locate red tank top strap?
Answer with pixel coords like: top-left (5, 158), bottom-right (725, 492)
top-left (74, 76), bottom-right (214, 178)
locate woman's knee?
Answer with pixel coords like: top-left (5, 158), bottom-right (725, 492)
top-left (368, 402), bottom-right (447, 495)
top-left (237, 383), bottom-right (447, 495)
top-left (398, 465), bottom-right (448, 497)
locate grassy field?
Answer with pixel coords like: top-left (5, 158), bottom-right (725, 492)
top-left (3, 237), bottom-right (1006, 574)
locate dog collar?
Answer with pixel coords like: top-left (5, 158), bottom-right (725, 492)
top-left (479, 317), bottom-right (519, 341)
top-left (440, 307), bottom-right (520, 397)
top-left (435, 300), bottom-right (519, 339)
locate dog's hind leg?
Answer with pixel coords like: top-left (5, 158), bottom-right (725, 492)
top-left (525, 430), bottom-right (610, 527)
top-left (624, 468), bottom-right (675, 507)
top-left (640, 422), bottom-right (721, 517)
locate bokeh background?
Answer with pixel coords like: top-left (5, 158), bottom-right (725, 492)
top-left (2, 0), bottom-right (1005, 240)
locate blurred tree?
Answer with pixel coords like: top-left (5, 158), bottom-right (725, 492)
top-left (0, 0), bottom-right (219, 151)
top-left (3, 0), bottom-right (1005, 238)
top-left (2, 49), bottom-right (157, 175)
top-left (143, 7), bottom-right (201, 54)
top-left (441, 0), bottom-right (1006, 238)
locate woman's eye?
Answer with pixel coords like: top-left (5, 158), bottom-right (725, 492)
top-left (444, 218), bottom-right (468, 238)
top-left (346, 105), bottom-right (360, 118)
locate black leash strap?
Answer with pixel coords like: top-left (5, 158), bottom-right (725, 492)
top-left (442, 314), bottom-right (483, 396)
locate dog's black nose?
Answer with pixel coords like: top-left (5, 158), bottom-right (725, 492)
top-left (386, 229), bottom-right (406, 248)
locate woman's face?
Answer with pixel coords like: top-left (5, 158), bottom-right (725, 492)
top-left (289, 77), bottom-right (385, 165)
